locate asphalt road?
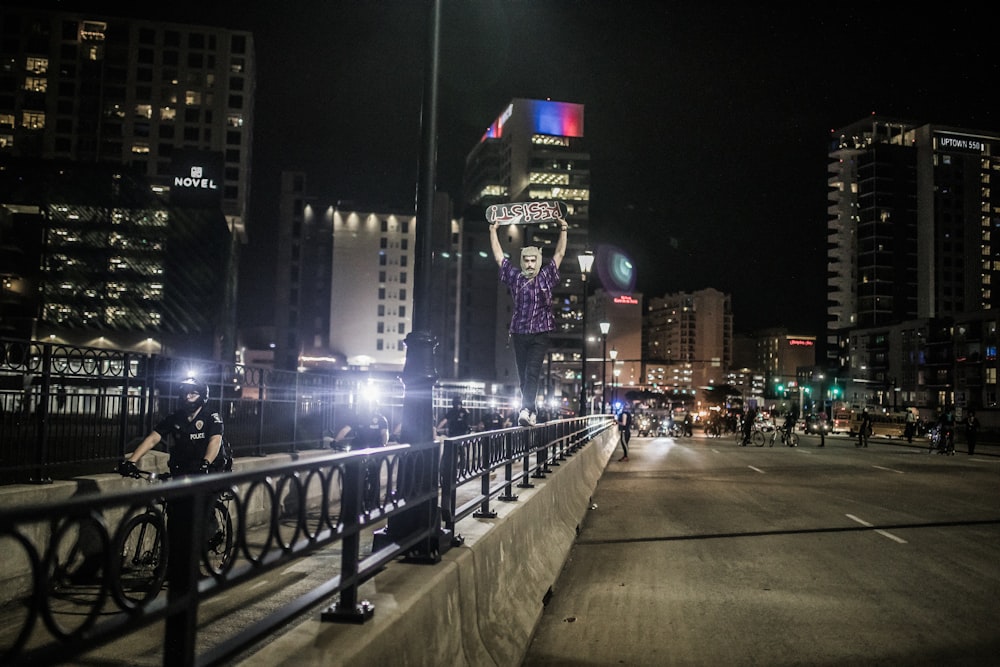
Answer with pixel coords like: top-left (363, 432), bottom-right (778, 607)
top-left (522, 432), bottom-right (1000, 667)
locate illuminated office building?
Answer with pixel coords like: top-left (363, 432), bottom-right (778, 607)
top-left (643, 288), bottom-right (733, 396)
top-left (827, 116), bottom-right (1000, 411)
top-left (461, 99), bottom-right (590, 410)
top-left (274, 171), bottom-right (458, 373)
top-left (0, 7), bottom-right (254, 357)
top-left (826, 116), bottom-right (1000, 355)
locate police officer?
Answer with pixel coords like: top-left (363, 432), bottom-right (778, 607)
top-left (118, 377), bottom-right (227, 477)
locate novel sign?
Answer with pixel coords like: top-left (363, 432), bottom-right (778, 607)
top-left (171, 149), bottom-right (224, 207)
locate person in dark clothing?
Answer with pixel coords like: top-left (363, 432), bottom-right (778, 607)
top-left (333, 404), bottom-right (389, 449)
top-left (485, 408), bottom-right (506, 431)
top-left (936, 405), bottom-right (956, 455)
top-left (617, 408), bottom-right (632, 461)
top-left (740, 408), bottom-right (757, 446)
top-left (118, 377), bottom-right (228, 477)
top-left (857, 409), bottom-right (872, 448)
top-left (436, 397), bottom-right (471, 438)
top-left (964, 409), bottom-right (980, 455)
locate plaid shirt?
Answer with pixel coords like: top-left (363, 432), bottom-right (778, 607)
top-left (499, 257), bottom-right (559, 334)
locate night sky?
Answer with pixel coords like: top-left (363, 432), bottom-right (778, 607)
top-left (36, 1), bottom-right (1000, 335)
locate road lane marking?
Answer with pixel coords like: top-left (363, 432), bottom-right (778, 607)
top-left (748, 465), bottom-right (765, 474)
top-left (845, 513), bottom-right (908, 543)
top-left (872, 465), bottom-right (905, 474)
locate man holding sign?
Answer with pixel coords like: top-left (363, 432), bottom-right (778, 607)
top-left (488, 203), bottom-right (567, 426)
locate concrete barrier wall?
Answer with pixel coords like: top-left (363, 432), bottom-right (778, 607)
top-left (237, 427), bottom-right (618, 667)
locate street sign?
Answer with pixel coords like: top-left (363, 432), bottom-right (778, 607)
top-left (485, 200), bottom-right (567, 225)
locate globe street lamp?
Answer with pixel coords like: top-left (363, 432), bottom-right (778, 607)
top-left (600, 321), bottom-right (610, 414)
top-left (609, 346), bottom-right (619, 411)
top-left (577, 251), bottom-right (595, 416)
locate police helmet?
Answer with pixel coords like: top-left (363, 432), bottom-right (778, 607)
top-left (179, 377), bottom-right (209, 401)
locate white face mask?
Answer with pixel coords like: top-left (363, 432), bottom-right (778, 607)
top-left (520, 246), bottom-right (542, 278)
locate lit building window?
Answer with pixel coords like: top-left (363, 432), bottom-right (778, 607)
top-left (22, 111), bottom-right (45, 130)
top-left (26, 56), bottom-right (48, 74)
top-left (24, 77), bottom-right (47, 92)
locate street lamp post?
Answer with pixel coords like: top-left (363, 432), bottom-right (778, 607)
top-left (366, 0), bottom-right (448, 567)
top-left (577, 252), bottom-right (594, 416)
top-left (610, 347), bottom-right (619, 411)
top-left (600, 321), bottom-right (610, 414)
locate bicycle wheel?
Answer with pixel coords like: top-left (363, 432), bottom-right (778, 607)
top-left (202, 500), bottom-right (235, 575)
top-left (115, 513), bottom-right (167, 605)
top-left (751, 431), bottom-right (766, 447)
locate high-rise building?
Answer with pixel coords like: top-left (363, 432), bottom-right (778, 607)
top-left (826, 116), bottom-right (1000, 364)
top-left (643, 288), bottom-right (733, 402)
top-left (643, 288), bottom-right (733, 396)
top-left (0, 7), bottom-right (254, 357)
top-left (461, 98), bottom-right (590, 410)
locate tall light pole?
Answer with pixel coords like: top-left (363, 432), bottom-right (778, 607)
top-left (577, 252), bottom-right (594, 416)
top-left (610, 347), bottom-right (619, 411)
top-left (600, 321), bottom-right (610, 414)
top-left (369, 0), bottom-right (447, 565)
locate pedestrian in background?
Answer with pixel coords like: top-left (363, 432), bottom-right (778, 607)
top-left (904, 408), bottom-right (917, 443)
top-left (857, 409), bottom-right (872, 448)
top-left (617, 407), bottom-right (632, 462)
top-left (965, 408), bottom-right (980, 455)
top-left (488, 216), bottom-right (567, 427)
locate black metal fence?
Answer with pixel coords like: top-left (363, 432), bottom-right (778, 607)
top-left (0, 415), bottom-right (614, 666)
top-left (0, 337), bottom-right (513, 485)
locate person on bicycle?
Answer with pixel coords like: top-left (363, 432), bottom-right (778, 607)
top-left (936, 404), bottom-right (956, 455)
top-left (332, 403), bottom-right (389, 449)
top-left (782, 411), bottom-right (796, 445)
top-left (117, 377), bottom-right (227, 478)
top-left (436, 396), bottom-right (471, 439)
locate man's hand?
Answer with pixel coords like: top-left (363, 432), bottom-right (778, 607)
top-left (198, 459), bottom-right (211, 474)
top-left (117, 459), bottom-right (140, 478)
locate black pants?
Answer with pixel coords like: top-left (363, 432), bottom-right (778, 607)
top-left (619, 428), bottom-right (630, 456)
top-left (511, 332), bottom-right (549, 413)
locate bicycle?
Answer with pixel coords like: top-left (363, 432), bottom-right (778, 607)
top-left (735, 423), bottom-right (766, 447)
top-left (927, 424), bottom-right (955, 455)
top-left (114, 469), bottom-right (235, 605)
top-left (769, 425), bottom-right (799, 448)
